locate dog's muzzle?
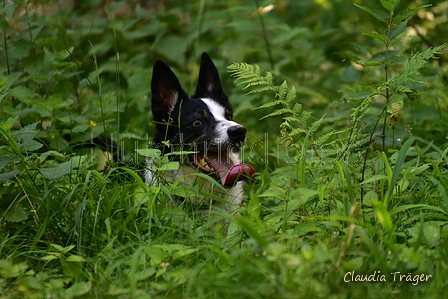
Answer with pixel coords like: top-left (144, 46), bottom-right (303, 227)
top-left (192, 124), bottom-right (255, 186)
top-left (227, 125), bottom-right (247, 144)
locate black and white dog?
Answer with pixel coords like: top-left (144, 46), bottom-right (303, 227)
top-left (145, 52), bottom-right (254, 212)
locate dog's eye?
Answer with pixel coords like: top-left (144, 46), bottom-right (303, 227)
top-left (192, 120), bottom-right (202, 126)
top-left (226, 115), bottom-right (233, 121)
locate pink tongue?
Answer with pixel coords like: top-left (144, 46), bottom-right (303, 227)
top-left (203, 153), bottom-right (255, 186)
top-left (220, 163), bottom-right (255, 186)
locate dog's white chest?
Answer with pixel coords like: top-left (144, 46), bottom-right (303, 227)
top-left (144, 158), bottom-right (244, 212)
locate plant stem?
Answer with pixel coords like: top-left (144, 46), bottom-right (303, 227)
top-left (253, 0), bottom-right (274, 69)
top-left (360, 106), bottom-right (387, 202)
top-left (2, 0), bottom-right (10, 74)
top-left (382, 16), bottom-right (394, 152)
top-left (382, 45), bottom-right (389, 152)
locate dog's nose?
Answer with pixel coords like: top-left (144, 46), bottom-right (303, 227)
top-left (227, 125), bottom-right (247, 144)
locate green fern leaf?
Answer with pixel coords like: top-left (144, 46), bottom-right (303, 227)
top-left (278, 81), bottom-right (288, 101)
top-left (260, 108), bottom-right (294, 120)
top-left (308, 116), bottom-right (325, 134)
top-left (286, 128), bottom-right (307, 137)
top-left (255, 99), bottom-right (286, 109)
top-left (314, 129), bottom-right (350, 147)
top-left (228, 62), bottom-right (276, 94)
top-left (285, 86), bottom-right (297, 103)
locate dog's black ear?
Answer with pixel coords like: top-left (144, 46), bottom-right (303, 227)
top-left (151, 60), bottom-right (188, 119)
top-left (194, 52), bottom-right (228, 104)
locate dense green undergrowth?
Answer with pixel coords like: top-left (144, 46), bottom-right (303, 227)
top-left (1, 0), bottom-right (448, 298)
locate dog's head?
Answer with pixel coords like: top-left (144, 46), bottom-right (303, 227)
top-left (151, 52), bottom-right (254, 186)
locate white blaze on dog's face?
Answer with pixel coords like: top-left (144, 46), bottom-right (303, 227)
top-left (199, 97), bottom-right (243, 165)
top-left (200, 98), bottom-right (239, 142)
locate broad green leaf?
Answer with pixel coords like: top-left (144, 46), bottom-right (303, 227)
top-left (107, 285), bottom-right (130, 296)
top-left (38, 151), bottom-right (66, 163)
top-left (0, 92), bottom-right (8, 104)
top-left (422, 222), bottom-right (440, 247)
top-left (343, 257), bottom-right (364, 270)
top-left (8, 86), bottom-right (37, 102)
top-left (363, 61), bottom-right (382, 66)
top-left (380, 0), bottom-right (394, 11)
top-left (57, 47), bottom-right (73, 60)
top-left (128, 69), bottom-right (152, 97)
top-left (288, 188), bottom-right (319, 209)
top-left (372, 200), bottom-right (393, 232)
top-left (170, 185), bottom-right (198, 198)
top-left (40, 255), bottom-right (59, 261)
top-left (144, 246), bottom-right (166, 265)
top-left (20, 140), bottom-right (43, 152)
top-left (258, 186), bottom-right (286, 199)
top-left (364, 191), bottom-right (379, 206)
top-left (3, 202), bottom-right (28, 222)
top-left (49, 136), bottom-right (69, 151)
top-left (0, 114), bottom-right (19, 131)
top-left (0, 261), bottom-right (28, 277)
top-left (362, 31), bottom-right (387, 42)
top-left (30, 99), bottom-right (52, 116)
top-left (64, 282), bottom-right (91, 297)
top-left (362, 175), bottom-right (388, 184)
top-left (135, 267), bottom-right (156, 281)
top-left (0, 155), bottom-right (20, 170)
top-left (65, 255), bottom-right (86, 262)
top-left (0, 170), bottom-right (20, 182)
top-left (43, 47), bottom-right (57, 66)
top-left (408, 164), bottom-right (430, 176)
top-left (395, 5), bottom-right (432, 24)
top-left (165, 151), bottom-right (197, 156)
top-left (72, 124), bottom-right (91, 133)
top-left (61, 245), bottom-right (75, 254)
top-left (341, 66), bottom-right (361, 82)
top-left (50, 244), bottom-right (65, 251)
top-left (172, 248), bottom-right (198, 260)
top-left (41, 161), bottom-right (73, 179)
top-left (234, 215), bottom-right (268, 247)
top-left (11, 123), bottom-right (39, 144)
top-left (390, 21), bottom-right (408, 40)
top-left (136, 148), bottom-right (161, 158)
top-left (134, 185), bottom-right (160, 205)
top-left (56, 116), bottom-right (71, 123)
top-left (354, 4), bottom-right (389, 23)
top-left (157, 161), bottom-right (179, 171)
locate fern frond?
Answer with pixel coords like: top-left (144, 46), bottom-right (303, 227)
top-left (255, 99), bottom-right (286, 109)
top-left (391, 44), bottom-right (447, 92)
top-left (350, 81), bottom-right (389, 122)
top-left (228, 62), bottom-right (274, 93)
top-left (260, 108), bottom-right (294, 120)
top-left (229, 62), bottom-right (308, 126)
top-left (296, 111), bottom-right (312, 123)
top-left (247, 86), bottom-right (275, 94)
top-left (314, 128), bottom-right (350, 147)
top-left (308, 116), bottom-right (325, 134)
top-left (403, 44), bottom-right (446, 76)
top-left (285, 86), bottom-right (297, 103)
top-left (278, 81), bottom-right (289, 101)
top-left (285, 127), bottom-right (307, 137)
top-left (283, 116), bottom-right (301, 122)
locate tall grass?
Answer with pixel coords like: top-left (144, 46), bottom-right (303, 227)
top-left (1, 0), bottom-right (448, 298)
